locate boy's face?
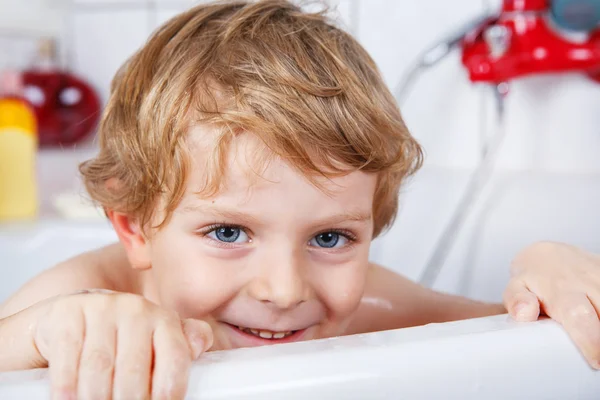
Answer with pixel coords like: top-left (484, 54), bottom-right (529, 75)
top-left (140, 126), bottom-right (376, 350)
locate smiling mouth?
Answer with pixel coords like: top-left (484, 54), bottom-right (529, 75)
top-left (234, 325), bottom-right (297, 340)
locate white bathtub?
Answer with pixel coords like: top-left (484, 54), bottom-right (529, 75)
top-left (1, 220), bottom-right (599, 399)
top-left (0, 219), bottom-right (117, 303)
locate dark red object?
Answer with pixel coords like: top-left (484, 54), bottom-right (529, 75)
top-left (461, 0), bottom-right (600, 84)
top-left (22, 71), bottom-right (101, 147)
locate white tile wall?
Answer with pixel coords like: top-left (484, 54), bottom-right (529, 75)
top-left (370, 166), bottom-right (475, 282)
top-left (370, 166), bottom-right (600, 302)
top-left (71, 9), bottom-right (151, 102)
top-left (0, 0), bottom-right (67, 36)
top-left (153, 4), bottom-right (194, 27)
top-left (458, 171), bottom-right (600, 301)
top-left (72, 0), bottom-right (148, 5)
top-left (0, 36), bottom-right (38, 71)
top-left (480, 73), bottom-right (600, 172)
top-left (0, 0), bottom-right (69, 69)
top-left (153, 0), bottom-right (202, 4)
top-left (328, 0), bottom-right (355, 32)
top-left (356, 0), bottom-right (488, 169)
top-left (68, 0), bottom-right (358, 102)
top-left (297, 0), bottom-right (354, 31)
top-left (356, 0), bottom-right (485, 86)
top-left (152, 0), bottom-right (354, 32)
top-left (520, 75), bottom-right (600, 173)
top-left (151, 0), bottom-right (210, 27)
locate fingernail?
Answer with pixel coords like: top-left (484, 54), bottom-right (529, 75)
top-left (592, 359), bottom-right (600, 370)
top-left (189, 335), bottom-right (205, 359)
top-left (514, 302), bottom-right (529, 320)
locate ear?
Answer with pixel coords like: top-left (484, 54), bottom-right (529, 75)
top-left (107, 210), bottom-right (152, 270)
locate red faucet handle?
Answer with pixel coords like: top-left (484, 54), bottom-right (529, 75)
top-left (462, 4), bottom-right (600, 83)
top-left (502, 0), bottom-right (549, 12)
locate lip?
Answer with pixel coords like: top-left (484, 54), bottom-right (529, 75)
top-left (221, 322), bottom-right (309, 348)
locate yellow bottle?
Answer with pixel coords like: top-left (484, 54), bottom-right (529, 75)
top-left (0, 71), bottom-right (38, 220)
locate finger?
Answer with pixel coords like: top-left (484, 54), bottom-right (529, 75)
top-left (181, 318), bottom-right (213, 359)
top-left (151, 319), bottom-right (193, 400)
top-left (77, 315), bottom-right (116, 400)
top-left (503, 279), bottom-right (541, 322)
top-left (548, 292), bottom-right (600, 369)
top-left (113, 316), bottom-right (153, 400)
top-left (48, 309), bottom-right (85, 400)
top-left (583, 292), bottom-right (600, 369)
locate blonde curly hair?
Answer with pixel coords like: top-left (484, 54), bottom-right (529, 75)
top-left (80, 0), bottom-right (422, 237)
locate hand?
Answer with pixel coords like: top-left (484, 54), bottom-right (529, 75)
top-left (503, 241), bottom-right (600, 369)
top-left (28, 290), bottom-right (213, 399)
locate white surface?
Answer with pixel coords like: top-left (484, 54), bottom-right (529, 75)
top-left (0, 315), bottom-right (598, 399)
top-left (371, 166), bottom-right (600, 299)
top-left (0, 220), bottom-right (117, 303)
top-left (35, 142), bottom-right (100, 218)
top-left (461, 171), bottom-right (600, 301)
top-left (488, 74), bottom-right (600, 171)
top-left (154, 0), bottom-right (354, 30)
top-left (73, 0), bottom-right (148, 4)
top-left (2, 157), bottom-right (599, 399)
top-left (71, 8), bottom-right (151, 103)
top-left (3, 1), bottom-right (600, 395)
top-left (358, 0), bottom-right (486, 169)
top-left (0, 0), bottom-right (67, 36)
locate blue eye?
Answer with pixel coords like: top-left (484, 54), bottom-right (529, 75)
top-left (207, 226), bottom-right (249, 243)
top-left (309, 232), bottom-right (348, 249)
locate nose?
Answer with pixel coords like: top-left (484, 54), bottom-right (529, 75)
top-left (247, 246), bottom-right (308, 310)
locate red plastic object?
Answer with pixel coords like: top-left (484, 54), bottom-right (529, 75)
top-left (502, 0), bottom-right (549, 12)
top-left (461, 0), bottom-right (600, 84)
top-left (21, 71), bottom-right (101, 147)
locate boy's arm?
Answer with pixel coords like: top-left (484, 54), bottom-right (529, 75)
top-left (0, 299), bottom-right (48, 371)
top-left (0, 243), bottom-right (131, 370)
top-left (0, 243), bottom-right (131, 319)
top-left (346, 264), bottom-right (506, 335)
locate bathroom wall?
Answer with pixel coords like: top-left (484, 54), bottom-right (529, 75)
top-left (0, 0), bottom-right (69, 70)
top-left (353, 0), bottom-right (600, 301)
top-left (3, 0), bottom-right (599, 303)
top-left (58, 0), bottom-right (600, 173)
top-left (0, 0), bottom-right (66, 34)
top-left (66, 0), bottom-right (355, 103)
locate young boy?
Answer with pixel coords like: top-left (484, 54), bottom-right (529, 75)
top-left (1, 1), bottom-right (599, 399)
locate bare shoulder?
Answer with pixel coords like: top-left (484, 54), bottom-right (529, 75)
top-left (0, 243), bottom-right (136, 318)
top-left (345, 263), bottom-right (436, 335)
top-left (345, 263), bottom-right (505, 335)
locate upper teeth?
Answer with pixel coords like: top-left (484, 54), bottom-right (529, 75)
top-left (237, 326), bottom-right (293, 339)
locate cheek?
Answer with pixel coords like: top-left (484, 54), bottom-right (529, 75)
top-left (313, 258), bottom-right (369, 318)
top-left (311, 242), bottom-right (371, 317)
top-left (148, 231), bottom-right (237, 317)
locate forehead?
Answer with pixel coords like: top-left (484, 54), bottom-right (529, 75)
top-left (182, 124), bottom-right (376, 210)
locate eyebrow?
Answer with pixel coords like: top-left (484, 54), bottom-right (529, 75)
top-left (181, 204), bottom-right (372, 226)
top-left (315, 211), bottom-right (373, 226)
top-left (181, 205), bottom-right (262, 225)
